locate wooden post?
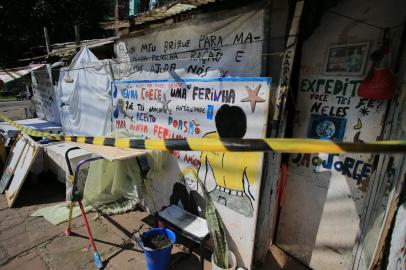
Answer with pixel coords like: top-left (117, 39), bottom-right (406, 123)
top-left (253, 0), bottom-right (304, 265)
top-left (74, 25), bottom-right (80, 51)
top-left (74, 25), bottom-right (80, 46)
top-left (43, 27), bottom-right (50, 55)
top-left (115, 0), bottom-right (119, 36)
top-left (0, 137), bottom-right (6, 173)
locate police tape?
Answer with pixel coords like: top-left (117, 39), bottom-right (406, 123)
top-left (1, 114), bottom-right (406, 153)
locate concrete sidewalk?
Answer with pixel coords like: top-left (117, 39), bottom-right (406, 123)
top-left (0, 175), bottom-right (308, 270)
top-left (0, 176), bottom-right (210, 270)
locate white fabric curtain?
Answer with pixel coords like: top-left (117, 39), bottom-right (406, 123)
top-left (57, 48), bottom-right (112, 136)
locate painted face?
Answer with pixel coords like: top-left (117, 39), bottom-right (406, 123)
top-left (117, 98), bottom-right (125, 112)
top-left (183, 175), bottom-right (198, 192)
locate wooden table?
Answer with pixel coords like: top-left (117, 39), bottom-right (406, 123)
top-left (63, 142), bottom-right (149, 269)
top-left (66, 142), bottom-right (149, 161)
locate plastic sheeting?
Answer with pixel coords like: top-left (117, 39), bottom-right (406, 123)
top-left (57, 47), bottom-right (112, 136)
top-left (83, 155), bottom-right (143, 214)
top-left (32, 132), bottom-right (169, 224)
top-left (31, 202), bottom-right (92, 226)
top-left (83, 130), bottom-right (169, 214)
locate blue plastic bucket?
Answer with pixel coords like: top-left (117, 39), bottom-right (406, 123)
top-left (141, 228), bottom-right (176, 270)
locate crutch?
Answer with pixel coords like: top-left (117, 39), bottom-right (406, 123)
top-left (64, 147), bottom-right (104, 269)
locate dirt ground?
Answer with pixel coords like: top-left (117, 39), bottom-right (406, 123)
top-left (0, 174), bottom-right (307, 270)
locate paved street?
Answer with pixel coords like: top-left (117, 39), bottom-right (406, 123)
top-left (0, 175), bottom-right (205, 270)
top-left (0, 100), bottom-right (33, 120)
top-left (0, 174), bottom-right (306, 270)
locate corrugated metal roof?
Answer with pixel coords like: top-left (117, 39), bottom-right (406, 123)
top-left (49, 37), bottom-right (117, 58)
top-left (0, 64), bottom-right (44, 84)
top-left (132, 0), bottom-right (217, 25)
top-left (18, 37), bottom-right (117, 61)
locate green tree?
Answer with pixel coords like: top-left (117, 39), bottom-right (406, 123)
top-left (0, 0), bottom-right (114, 68)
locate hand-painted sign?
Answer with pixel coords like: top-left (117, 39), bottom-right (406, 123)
top-left (113, 6), bottom-right (264, 80)
top-left (112, 77), bottom-right (271, 218)
top-left (31, 65), bottom-right (60, 124)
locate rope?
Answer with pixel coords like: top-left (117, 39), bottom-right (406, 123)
top-left (1, 114), bottom-right (406, 153)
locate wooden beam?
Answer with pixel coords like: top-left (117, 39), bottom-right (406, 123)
top-left (253, 0), bottom-right (304, 265)
top-left (74, 25), bottom-right (80, 51)
top-left (115, 0), bottom-right (120, 36)
top-left (43, 27), bottom-right (50, 55)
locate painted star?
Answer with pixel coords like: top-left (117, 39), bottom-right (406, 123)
top-left (158, 93), bottom-right (171, 112)
top-left (241, 85), bottom-right (265, 112)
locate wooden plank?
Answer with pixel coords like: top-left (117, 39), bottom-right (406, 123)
top-left (159, 204), bottom-right (209, 239)
top-left (369, 190), bottom-right (401, 268)
top-left (272, 0), bottom-right (303, 130)
top-left (5, 134), bottom-right (41, 207)
top-left (0, 136), bottom-right (28, 193)
top-left (0, 137), bottom-right (6, 171)
top-left (66, 142), bottom-right (149, 161)
top-left (253, 0), bottom-right (303, 264)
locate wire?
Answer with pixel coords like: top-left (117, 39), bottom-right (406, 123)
top-left (27, 7), bottom-right (405, 76)
top-left (27, 37), bottom-right (295, 74)
top-left (326, 10), bottom-right (405, 31)
top-left (28, 8), bottom-right (406, 75)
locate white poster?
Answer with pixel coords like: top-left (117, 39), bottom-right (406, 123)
top-left (112, 77), bottom-right (271, 267)
top-left (31, 65), bottom-right (60, 124)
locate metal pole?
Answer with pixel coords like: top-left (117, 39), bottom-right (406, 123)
top-left (43, 27), bottom-right (50, 55)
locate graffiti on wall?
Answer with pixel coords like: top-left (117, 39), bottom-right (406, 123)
top-left (291, 153), bottom-right (372, 184)
top-left (289, 75), bottom-right (387, 186)
top-left (300, 76), bottom-right (385, 143)
top-left (113, 7), bottom-right (264, 80)
top-left (112, 78), bottom-right (271, 217)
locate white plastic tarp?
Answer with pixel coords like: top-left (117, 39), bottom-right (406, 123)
top-left (113, 5), bottom-right (265, 80)
top-left (57, 47), bottom-right (112, 136)
top-left (0, 64), bottom-right (43, 84)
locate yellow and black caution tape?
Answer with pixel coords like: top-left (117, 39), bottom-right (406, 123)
top-left (1, 114), bottom-right (406, 153)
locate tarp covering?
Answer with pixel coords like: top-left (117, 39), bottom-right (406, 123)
top-left (31, 131), bottom-right (168, 224)
top-left (82, 131), bottom-right (144, 214)
top-left (57, 47), bottom-right (112, 136)
top-left (83, 130), bottom-right (169, 214)
top-left (31, 202), bottom-right (92, 226)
